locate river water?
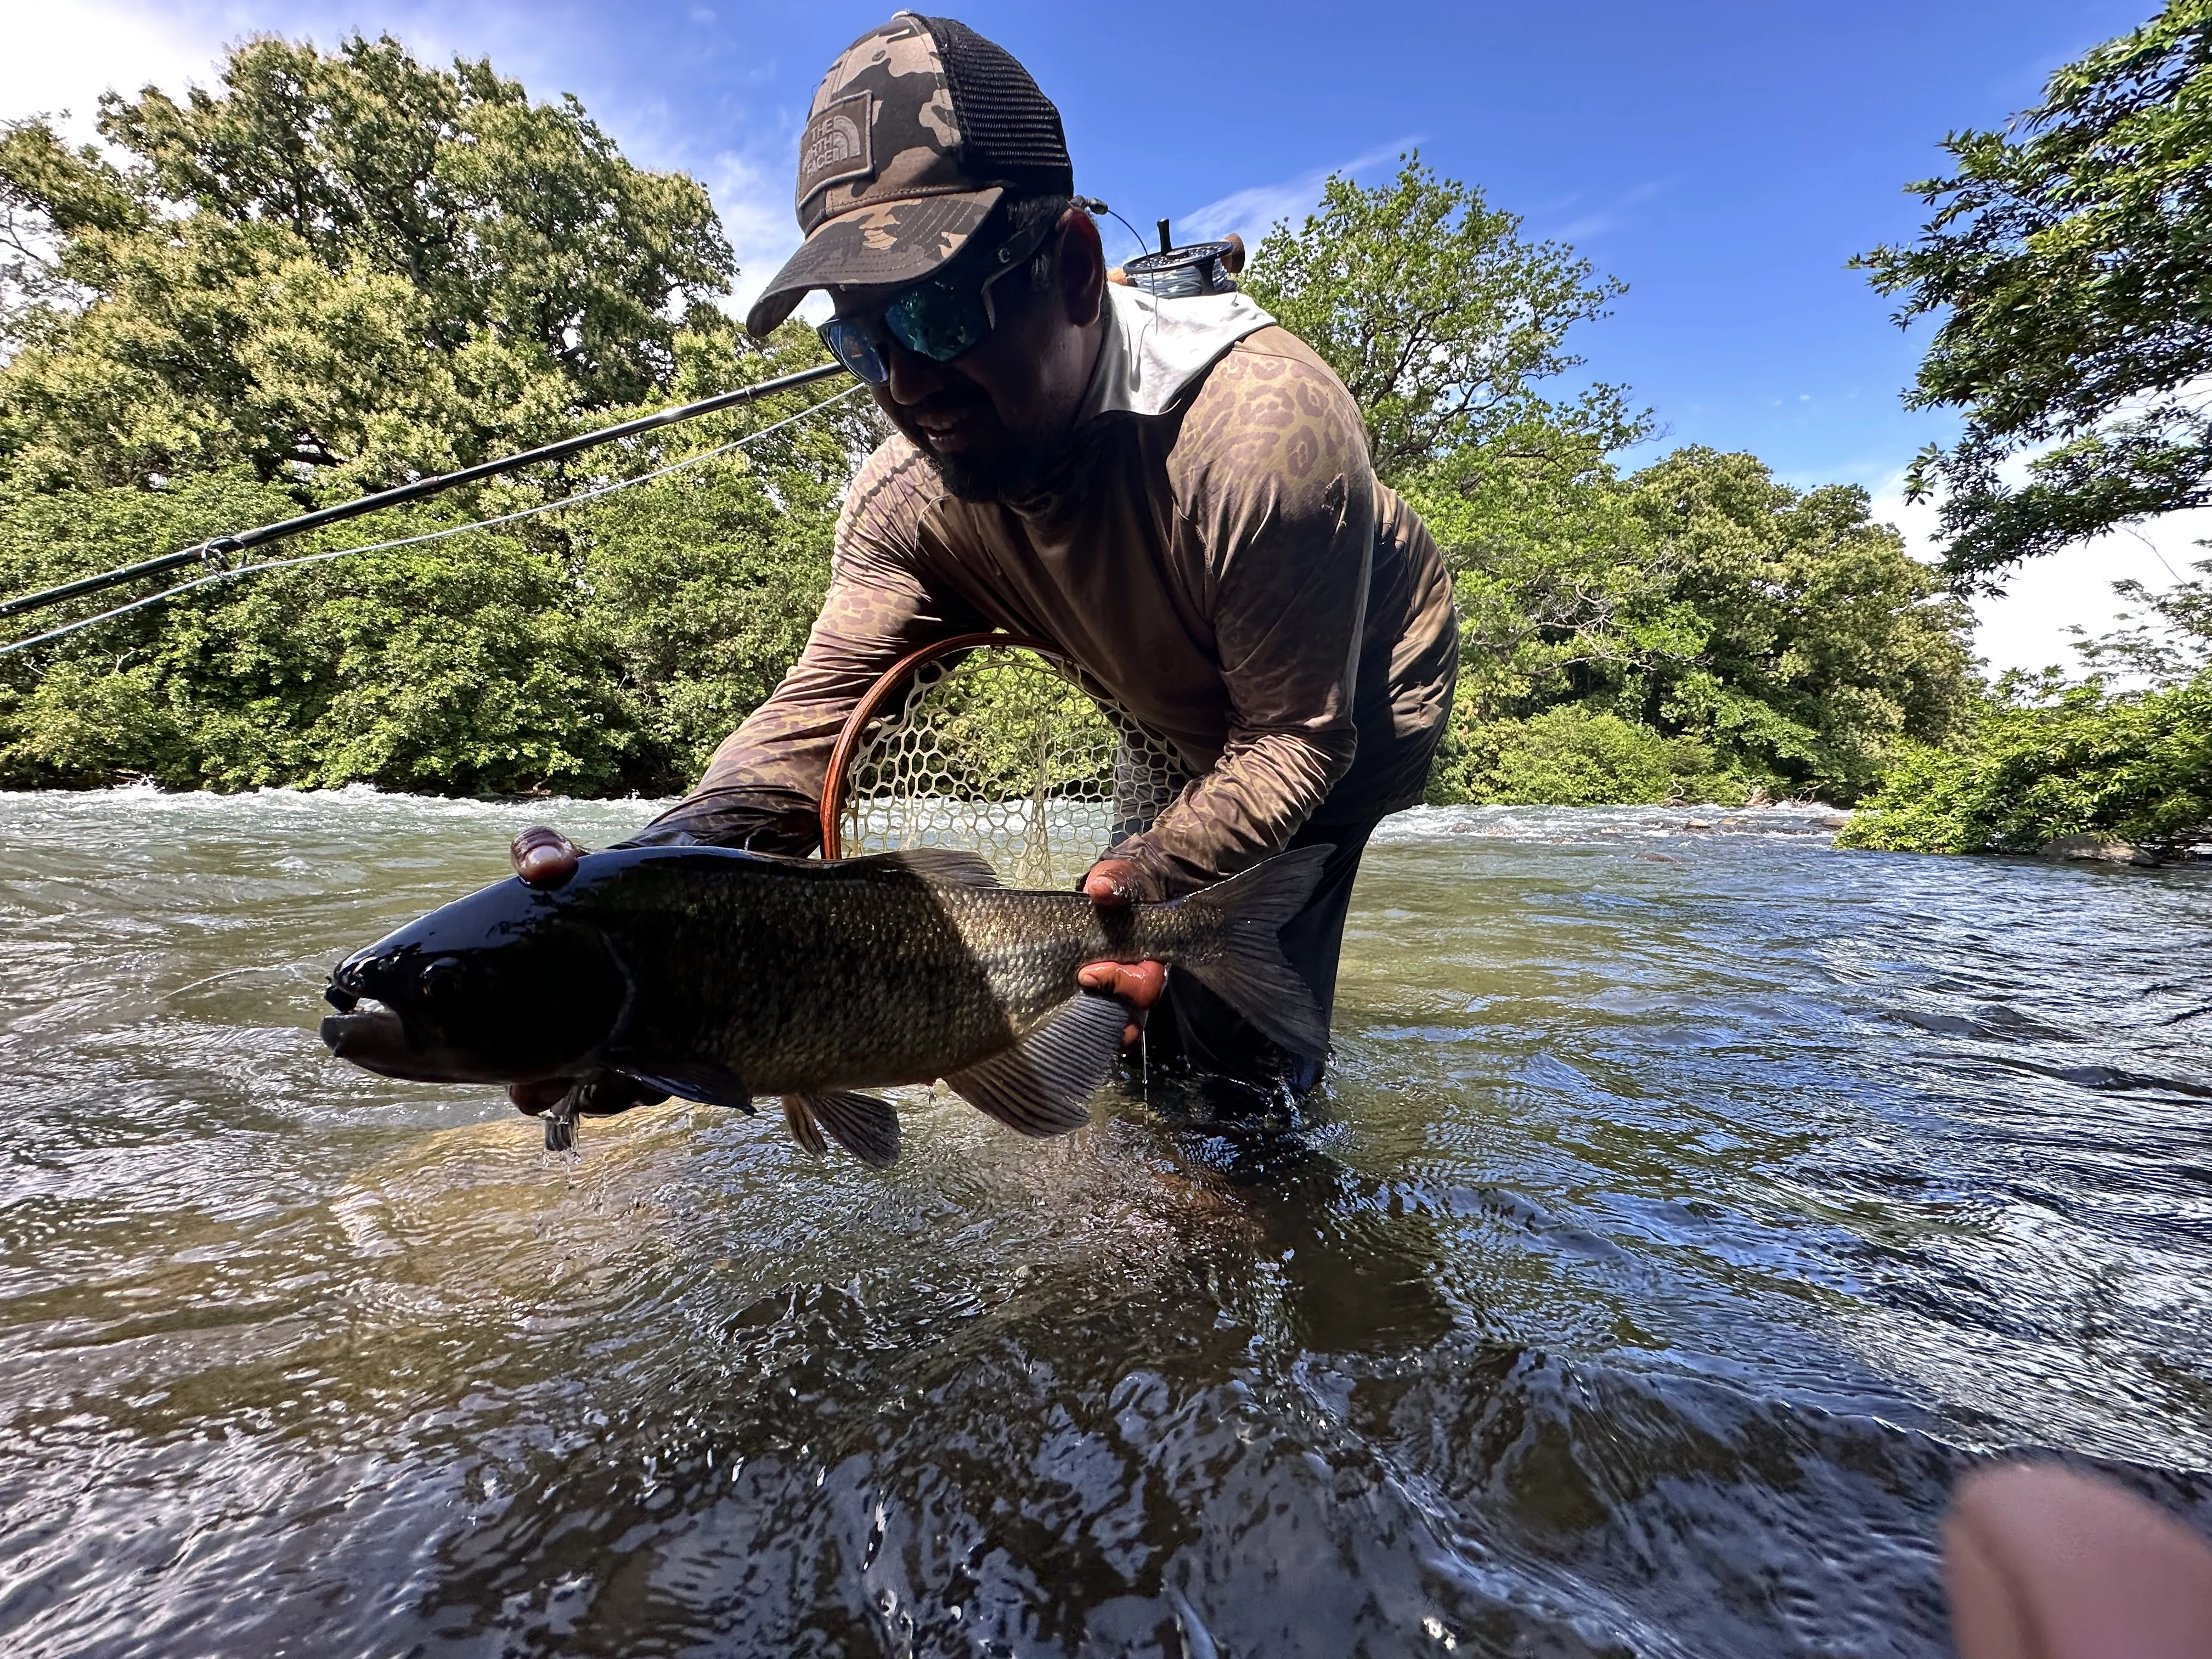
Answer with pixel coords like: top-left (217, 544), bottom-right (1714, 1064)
top-left (1, 787), bottom-right (2207, 1658)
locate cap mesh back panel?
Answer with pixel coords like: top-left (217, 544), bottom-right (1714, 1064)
top-left (917, 15), bottom-right (1074, 191)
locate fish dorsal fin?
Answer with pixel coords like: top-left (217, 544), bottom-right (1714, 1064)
top-left (807, 1091), bottom-right (901, 1167)
top-left (614, 1059), bottom-right (754, 1112)
top-left (849, 847), bottom-right (1001, 888)
top-left (944, 992), bottom-right (1125, 1137)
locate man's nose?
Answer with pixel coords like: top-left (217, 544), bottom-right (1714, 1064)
top-left (882, 337), bottom-right (949, 406)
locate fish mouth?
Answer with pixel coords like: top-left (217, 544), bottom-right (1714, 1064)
top-left (320, 1002), bottom-right (455, 1082)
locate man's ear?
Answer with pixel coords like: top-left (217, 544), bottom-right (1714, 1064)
top-left (1058, 206), bottom-right (1106, 329)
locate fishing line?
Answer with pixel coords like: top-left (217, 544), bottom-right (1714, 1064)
top-left (0, 381), bottom-right (864, 658)
top-left (2, 359), bottom-right (847, 623)
top-left (1076, 196), bottom-right (1156, 265)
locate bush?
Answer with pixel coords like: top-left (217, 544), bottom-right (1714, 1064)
top-left (1434, 702), bottom-right (1748, 806)
top-left (1836, 671), bottom-right (2212, 856)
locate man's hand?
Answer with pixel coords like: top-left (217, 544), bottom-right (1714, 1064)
top-left (506, 830), bottom-right (668, 1131)
top-left (1945, 1462), bottom-right (2212, 1659)
top-left (507, 1073), bottom-right (668, 1119)
top-left (1080, 856), bottom-right (1167, 1048)
top-left (512, 825), bottom-right (583, 887)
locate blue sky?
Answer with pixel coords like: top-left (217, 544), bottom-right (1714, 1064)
top-left (12, 0), bottom-right (2205, 672)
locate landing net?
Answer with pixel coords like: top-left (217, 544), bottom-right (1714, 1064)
top-left (823, 634), bottom-right (1190, 889)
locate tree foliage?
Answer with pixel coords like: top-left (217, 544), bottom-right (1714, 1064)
top-left (0, 33), bottom-right (865, 795)
top-left (1413, 441), bottom-right (1974, 805)
top-left (1839, 557), bottom-right (2212, 856)
top-left (2069, 553), bottom-right (2212, 682)
top-left (1242, 156), bottom-right (1641, 484)
top-left (1464, 704), bottom-right (1734, 807)
top-left (0, 32), bottom-right (734, 494)
top-left (1835, 672), bottom-right (2212, 856)
top-left (1615, 449), bottom-right (1977, 799)
top-left (1857, 0), bottom-right (2212, 580)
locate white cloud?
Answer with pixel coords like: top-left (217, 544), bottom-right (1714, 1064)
top-left (1177, 137), bottom-right (1417, 245)
top-left (1868, 468), bottom-right (2208, 682)
top-left (1533, 176), bottom-right (1677, 245)
top-left (0, 0), bottom-right (802, 315)
top-left (703, 147), bottom-right (800, 316)
top-left (0, 0), bottom-right (224, 138)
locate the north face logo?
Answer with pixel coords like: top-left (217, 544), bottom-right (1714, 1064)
top-left (798, 92), bottom-right (874, 202)
top-left (803, 113), bottom-right (862, 173)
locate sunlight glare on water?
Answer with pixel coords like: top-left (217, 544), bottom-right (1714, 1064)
top-left (1, 787), bottom-right (2207, 1657)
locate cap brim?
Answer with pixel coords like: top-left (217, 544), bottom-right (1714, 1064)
top-left (744, 187), bottom-right (1005, 337)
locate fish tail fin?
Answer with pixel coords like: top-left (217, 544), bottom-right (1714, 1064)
top-left (1171, 845), bottom-right (1333, 1059)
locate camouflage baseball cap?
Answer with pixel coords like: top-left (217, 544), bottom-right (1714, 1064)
top-left (743, 13), bottom-right (1074, 338)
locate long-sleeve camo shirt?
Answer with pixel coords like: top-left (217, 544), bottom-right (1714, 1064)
top-left (638, 283), bottom-right (1460, 896)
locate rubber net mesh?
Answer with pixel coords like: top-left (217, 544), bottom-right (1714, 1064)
top-left (837, 644), bottom-right (1190, 888)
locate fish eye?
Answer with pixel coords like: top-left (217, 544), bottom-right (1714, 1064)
top-left (419, 957), bottom-right (465, 1000)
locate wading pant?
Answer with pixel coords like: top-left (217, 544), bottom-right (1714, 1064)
top-left (1138, 812), bottom-right (1383, 1105)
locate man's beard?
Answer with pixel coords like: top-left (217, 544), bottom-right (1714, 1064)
top-left (923, 435), bottom-right (1070, 503)
top-left (882, 396), bottom-right (1073, 503)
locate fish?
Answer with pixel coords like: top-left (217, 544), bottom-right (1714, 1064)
top-left (319, 844), bottom-right (1331, 1165)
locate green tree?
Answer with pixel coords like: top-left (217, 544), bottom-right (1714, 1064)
top-left (1615, 449), bottom-right (1976, 800)
top-left (1240, 155), bottom-right (1643, 485)
top-left (1417, 445), bottom-right (1975, 806)
top-left (1857, 0), bottom-right (2212, 580)
top-left (1836, 672), bottom-right (2212, 856)
top-left (1839, 557), bottom-right (2212, 857)
top-left (0, 34), bottom-right (864, 795)
top-left (0, 32), bottom-right (734, 495)
top-left (1472, 704), bottom-right (1732, 807)
top-left (2068, 553), bottom-right (2212, 683)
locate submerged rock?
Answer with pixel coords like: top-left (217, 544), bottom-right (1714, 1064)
top-left (2039, 834), bottom-right (2157, 866)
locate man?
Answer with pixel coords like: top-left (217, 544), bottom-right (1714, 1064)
top-left (512, 13), bottom-right (1458, 1128)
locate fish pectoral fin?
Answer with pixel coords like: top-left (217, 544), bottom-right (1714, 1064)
top-left (944, 992), bottom-right (1125, 1138)
top-left (848, 847), bottom-right (1001, 887)
top-left (802, 1091), bottom-right (901, 1167)
top-left (611, 1059), bottom-right (754, 1113)
top-left (782, 1094), bottom-right (829, 1156)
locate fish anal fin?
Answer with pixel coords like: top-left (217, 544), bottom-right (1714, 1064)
top-left (806, 1091), bottom-right (901, 1167)
top-left (945, 992), bottom-right (1124, 1138)
top-left (849, 847), bottom-right (1001, 887)
top-left (782, 1094), bottom-right (828, 1156)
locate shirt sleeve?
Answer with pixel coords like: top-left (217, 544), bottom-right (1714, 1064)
top-left (628, 443), bottom-right (977, 854)
top-left (1110, 336), bottom-right (1377, 895)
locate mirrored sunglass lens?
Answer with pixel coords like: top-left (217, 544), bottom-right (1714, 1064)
top-left (818, 319), bottom-right (887, 383)
top-left (884, 283), bottom-right (988, 362)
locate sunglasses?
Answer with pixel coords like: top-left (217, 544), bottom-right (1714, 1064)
top-left (817, 214), bottom-right (1055, 386)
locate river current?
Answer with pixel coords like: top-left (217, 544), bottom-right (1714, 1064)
top-left (0, 787), bottom-right (2206, 1657)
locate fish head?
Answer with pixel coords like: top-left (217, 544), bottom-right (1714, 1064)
top-left (320, 876), bottom-right (630, 1086)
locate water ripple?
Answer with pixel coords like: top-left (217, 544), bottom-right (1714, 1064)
top-left (0, 788), bottom-right (2207, 1656)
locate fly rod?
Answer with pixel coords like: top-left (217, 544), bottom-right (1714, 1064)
top-left (0, 359), bottom-right (847, 621)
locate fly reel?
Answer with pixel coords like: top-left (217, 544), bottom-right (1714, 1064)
top-left (1109, 217), bottom-right (1246, 299)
